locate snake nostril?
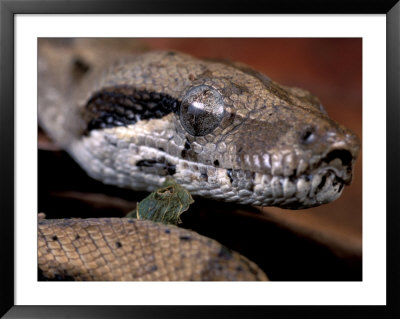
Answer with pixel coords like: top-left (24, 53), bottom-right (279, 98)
top-left (72, 57), bottom-right (90, 75)
top-left (324, 149), bottom-right (353, 166)
top-left (301, 127), bottom-right (316, 144)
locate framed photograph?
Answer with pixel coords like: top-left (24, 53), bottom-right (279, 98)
top-left (1, 0), bottom-right (399, 318)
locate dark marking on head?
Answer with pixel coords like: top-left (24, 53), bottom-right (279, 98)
top-left (197, 69), bottom-right (214, 79)
top-left (226, 169), bottom-right (233, 184)
top-left (116, 241), bottom-right (122, 248)
top-left (179, 235), bottom-right (192, 241)
top-left (316, 175), bottom-right (327, 192)
top-left (136, 159), bottom-right (158, 167)
top-left (75, 234), bottom-right (80, 240)
top-left (136, 158), bottom-right (176, 176)
top-left (184, 140), bottom-right (191, 150)
top-left (221, 81), bottom-right (250, 96)
top-left (167, 167), bottom-right (176, 175)
top-left (180, 138), bottom-right (199, 162)
top-left (181, 139), bottom-right (192, 159)
top-left (52, 235), bottom-right (58, 241)
top-left (226, 169), bottom-right (254, 190)
top-left (84, 87), bottom-right (179, 133)
top-left (72, 57), bottom-right (90, 78)
top-left (268, 82), bottom-right (294, 105)
top-left (301, 126), bottom-right (316, 144)
top-left (248, 171), bottom-right (256, 191)
top-left (165, 229), bottom-right (171, 234)
top-left (213, 160), bottom-right (219, 167)
top-left (323, 149), bottom-right (353, 167)
top-left (222, 61), bottom-right (301, 106)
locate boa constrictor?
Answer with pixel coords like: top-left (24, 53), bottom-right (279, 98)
top-left (38, 39), bottom-right (360, 281)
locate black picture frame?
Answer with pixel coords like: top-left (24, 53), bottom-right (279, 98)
top-left (1, 0), bottom-right (399, 318)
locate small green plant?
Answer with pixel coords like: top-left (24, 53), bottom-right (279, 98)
top-left (126, 177), bottom-right (194, 225)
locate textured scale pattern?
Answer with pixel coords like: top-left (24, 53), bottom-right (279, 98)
top-left (38, 38), bottom-right (360, 281)
top-left (38, 218), bottom-right (268, 281)
top-left (38, 38), bottom-right (360, 209)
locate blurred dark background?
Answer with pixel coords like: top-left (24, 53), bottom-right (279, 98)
top-left (39, 38), bottom-right (362, 281)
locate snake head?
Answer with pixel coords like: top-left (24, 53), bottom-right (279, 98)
top-left (172, 56), bottom-right (360, 208)
top-left (68, 51), bottom-right (359, 209)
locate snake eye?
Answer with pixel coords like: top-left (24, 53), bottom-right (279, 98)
top-left (179, 85), bottom-right (224, 136)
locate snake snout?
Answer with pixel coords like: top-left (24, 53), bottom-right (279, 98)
top-left (319, 147), bottom-right (357, 185)
top-left (323, 149), bottom-right (353, 167)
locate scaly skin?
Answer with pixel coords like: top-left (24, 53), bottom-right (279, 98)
top-left (38, 218), bottom-right (268, 281)
top-left (38, 38), bottom-right (360, 280)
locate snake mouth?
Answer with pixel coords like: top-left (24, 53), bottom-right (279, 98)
top-left (322, 149), bottom-right (353, 167)
top-left (221, 165), bottom-right (348, 209)
top-left (215, 148), bottom-right (356, 208)
top-left (311, 148), bottom-right (354, 185)
top-left (282, 167), bottom-right (347, 209)
top-left (273, 149), bottom-right (355, 208)
top-left (71, 129), bottom-right (357, 209)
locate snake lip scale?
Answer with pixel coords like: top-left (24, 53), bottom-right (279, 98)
top-left (38, 39), bottom-right (360, 281)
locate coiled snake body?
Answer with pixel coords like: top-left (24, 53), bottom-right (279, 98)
top-left (38, 39), bottom-right (360, 281)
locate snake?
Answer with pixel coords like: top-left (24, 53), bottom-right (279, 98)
top-left (38, 38), bottom-right (360, 281)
